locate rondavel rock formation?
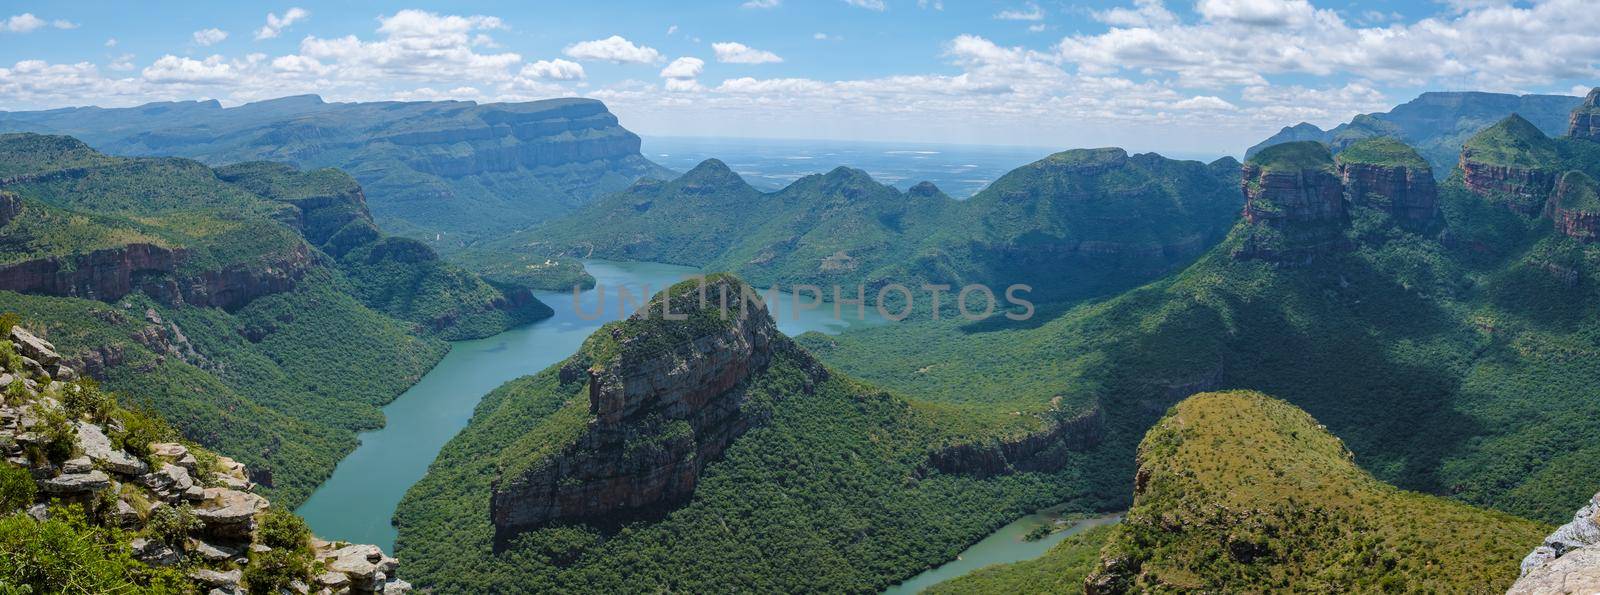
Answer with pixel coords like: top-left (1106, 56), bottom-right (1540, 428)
top-left (1546, 172), bottom-right (1600, 244)
top-left (1335, 139), bottom-right (1439, 225)
top-left (0, 326), bottom-right (406, 593)
top-left (1511, 491), bottom-right (1600, 595)
top-left (1233, 141), bottom-right (1353, 264)
top-left (489, 277), bottom-right (813, 547)
top-left (1459, 115), bottom-right (1561, 214)
top-left (1568, 88), bottom-right (1600, 142)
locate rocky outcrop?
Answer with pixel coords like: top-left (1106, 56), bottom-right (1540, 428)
top-left (1460, 159), bottom-right (1558, 213)
top-left (1546, 171), bottom-right (1600, 243)
top-left (1235, 142), bottom-right (1349, 264)
top-left (923, 405), bottom-right (1104, 478)
top-left (0, 242), bottom-right (312, 311)
top-left (0, 191), bottom-right (18, 227)
top-left (1511, 491), bottom-right (1600, 594)
top-left (1337, 157), bottom-right (1437, 224)
top-left (0, 327), bottom-right (405, 594)
top-left (490, 277), bottom-right (808, 547)
top-left (1568, 88), bottom-right (1600, 142)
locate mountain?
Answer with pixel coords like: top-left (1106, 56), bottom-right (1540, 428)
top-left (0, 95), bottom-right (673, 248)
top-left (0, 323), bottom-right (407, 593)
top-left (501, 147), bottom-right (1243, 305)
top-left (804, 101), bottom-right (1600, 544)
top-left (1247, 91), bottom-right (1584, 177)
top-left (1084, 391), bottom-right (1546, 592)
top-left (394, 275), bottom-right (1124, 592)
top-left (0, 133), bottom-right (550, 505)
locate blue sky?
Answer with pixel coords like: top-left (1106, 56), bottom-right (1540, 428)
top-left (0, 1), bottom-right (1595, 154)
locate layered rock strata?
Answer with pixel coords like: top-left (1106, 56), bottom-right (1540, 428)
top-left (1511, 491), bottom-right (1600, 594)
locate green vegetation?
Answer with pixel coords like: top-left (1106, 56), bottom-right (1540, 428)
top-left (925, 525), bottom-right (1116, 595)
top-left (506, 148), bottom-right (1242, 305)
top-left (1558, 170), bottom-right (1600, 212)
top-left (1248, 140), bottom-right (1334, 172)
top-left (395, 278), bottom-right (1127, 592)
top-left (1462, 114), bottom-right (1560, 168)
top-left (0, 505), bottom-right (187, 594)
top-left (1336, 137), bottom-right (1430, 169)
top-left (1091, 391), bottom-right (1547, 592)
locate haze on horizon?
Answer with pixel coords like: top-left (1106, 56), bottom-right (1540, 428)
top-left (0, 0), bottom-right (1595, 155)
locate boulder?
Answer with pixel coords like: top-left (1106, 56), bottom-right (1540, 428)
top-left (9, 327), bottom-right (60, 366)
top-left (195, 487), bottom-right (267, 528)
top-left (38, 470), bottom-right (111, 494)
top-left (113, 499), bottom-right (140, 526)
top-left (130, 537), bottom-right (181, 567)
top-left (189, 568), bottom-right (242, 590)
top-left (62, 456), bottom-right (93, 474)
top-left (322, 543), bottom-right (399, 591)
top-left (315, 571), bottom-right (351, 589)
top-left (75, 421), bottom-right (148, 475)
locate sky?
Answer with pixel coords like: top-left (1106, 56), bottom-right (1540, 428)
top-left (0, 0), bottom-right (1596, 155)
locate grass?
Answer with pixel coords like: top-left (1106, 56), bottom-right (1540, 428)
top-left (1248, 141), bottom-right (1334, 172)
top-left (1336, 137), bottom-right (1430, 170)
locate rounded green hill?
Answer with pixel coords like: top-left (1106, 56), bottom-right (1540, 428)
top-left (1247, 141), bottom-right (1334, 172)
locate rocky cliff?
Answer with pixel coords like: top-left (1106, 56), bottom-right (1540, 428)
top-left (1568, 88), bottom-right (1600, 142)
top-left (922, 405), bottom-right (1104, 478)
top-left (1335, 137), bottom-right (1438, 224)
top-left (489, 276), bottom-right (817, 547)
top-left (0, 191), bottom-right (17, 227)
top-left (1511, 491), bottom-right (1600, 594)
top-left (0, 242), bottom-right (313, 311)
top-left (0, 326), bottom-right (408, 593)
top-left (1546, 171), bottom-right (1600, 243)
top-left (1234, 141), bottom-right (1350, 264)
top-left (1459, 114), bottom-right (1561, 214)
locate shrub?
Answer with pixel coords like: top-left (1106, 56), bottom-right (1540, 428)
top-left (28, 405), bottom-right (77, 465)
top-left (0, 464), bottom-right (34, 513)
top-left (0, 505), bottom-right (143, 593)
top-left (62, 378), bottom-right (116, 423)
top-left (256, 508), bottom-right (312, 553)
top-left (110, 405), bottom-right (173, 462)
top-left (145, 504), bottom-right (201, 547)
top-left (0, 312), bottom-right (17, 334)
top-left (241, 548), bottom-right (312, 593)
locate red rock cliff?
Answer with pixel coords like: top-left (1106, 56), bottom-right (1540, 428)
top-left (1337, 161), bottom-right (1437, 224)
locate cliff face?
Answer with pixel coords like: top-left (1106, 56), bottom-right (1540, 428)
top-left (1568, 88), bottom-right (1600, 142)
top-left (1337, 160), bottom-right (1437, 224)
top-left (1234, 142), bottom-right (1349, 264)
top-left (489, 277), bottom-right (807, 546)
top-left (1547, 171), bottom-right (1600, 243)
top-left (0, 191), bottom-right (17, 226)
top-left (0, 242), bottom-right (312, 311)
top-left (1511, 491), bottom-right (1600, 594)
top-left (923, 406), bottom-right (1104, 478)
top-left (1459, 157), bottom-right (1558, 212)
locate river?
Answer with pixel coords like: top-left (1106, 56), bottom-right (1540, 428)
top-left (296, 260), bottom-right (886, 550)
top-left (882, 510), bottom-right (1123, 594)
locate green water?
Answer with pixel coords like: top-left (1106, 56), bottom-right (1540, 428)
top-left (881, 511), bottom-right (1123, 594)
top-left (296, 260), bottom-right (884, 550)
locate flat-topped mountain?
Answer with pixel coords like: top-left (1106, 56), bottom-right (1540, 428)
top-left (509, 146), bottom-right (1242, 305)
top-left (0, 95), bottom-right (672, 247)
top-left (1247, 90), bottom-right (1583, 176)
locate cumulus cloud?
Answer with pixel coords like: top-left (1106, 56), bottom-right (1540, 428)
top-left (293, 10), bottom-right (520, 80)
top-left (1172, 95), bottom-right (1237, 110)
top-left (712, 42), bottom-right (783, 64)
top-left (142, 55), bottom-right (237, 84)
top-left (1195, 0), bottom-right (1316, 27)
top-left (1093, 0), bottom-right (1177, 27)
top-left (522, 59), bottom-right (585, 81)
top-left (255, 8), bottom-right (309, 40)
top-left (659, 57), bottom-right (705, 79)
top-left (742, 0), bottom-right (781, 8)
top-left (564, 36), bottom-right (662, 64)
top-left (193, 28), bottom-right (229, 46)
top-left (3, 13), bottom-right (45, 33)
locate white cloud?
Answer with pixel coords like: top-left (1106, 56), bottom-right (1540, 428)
top-left (564, 35), bottom-right (663, 64)
top-left (523, 59), bottom-right (586, 80)
top-left (918, 0), bottom-right (945, 9)
top-left (104, 38), bottom-right (117, 47)
top-left (108, 54), bottom-right (134, 71)
top-left (1195, 0), bottom-right (1316, 27)
top-left (660, 57), bottom-right (704, 79)
top-left (51, 20), bottom-right (76, 30)
top-left (1093, 0), bottom-right (1178, 27)
top-left (995, 3), bottom-right (1044, 21)
top-left (667, 25), bottom-right (679, 35)
top-left (843, 0), bottom-right (887, 11)
top-left (1172, 95), bottom-right (1237, 110)
top-left (742, 0), bottom-right (781, 8)
top-left (255, 7), bottom-right (309, 40)
top-left (712, 42), bottom-right (783, 64)
top-left (3, 14), bottom-right (45, 33)
top-left (292, 10), bottom-right (520, 80)
top-left (814, 32), bottom-right (836, 41)
top-left (193, 28), bottom-right (229, 46)
top-left (142, 55), bottom-right (237, 84)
